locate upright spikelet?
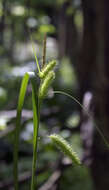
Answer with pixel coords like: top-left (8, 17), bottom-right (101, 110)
top-left (39, 60), bottom-right (56, 79)
top-left (49, 134), bottom-right (81, 165)
top-left (38, 71), bottom-right (55, 100)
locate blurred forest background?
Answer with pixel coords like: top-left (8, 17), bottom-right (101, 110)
top-left (0, 0), bottom-right (109, 190)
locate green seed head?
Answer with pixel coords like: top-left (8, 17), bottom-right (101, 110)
top-left (39, 71), bottom-right (55, 100)
top-left (39, 60), bottom-right (56, 79)
top-left (49, 134), bottom-right (81, 165)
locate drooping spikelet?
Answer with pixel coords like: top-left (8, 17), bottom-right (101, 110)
top-left (38, 71), bottom-right (55, 100)
top-left (39, 60), bottom-right (56, 79)
top-left (49, 134), bottom-right (81, 165)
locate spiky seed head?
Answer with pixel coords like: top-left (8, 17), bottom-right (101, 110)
top-left (39, 71), bottom-right (55, 100)
top-left (49, 134), bottom-right (81, 165)
top-left (39, 60), bottom-right (56, 79)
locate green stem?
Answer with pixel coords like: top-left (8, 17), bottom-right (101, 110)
top-left (54, 90), bottom-right (109, 149)
top-left (31, 81), bottom-right (41, 190)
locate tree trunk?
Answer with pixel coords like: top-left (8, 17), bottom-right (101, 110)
top-left (77, 0), bottom-right (96, 101)
top-left (79, 0), bottom-right (109, 189)
top-left (90, 0), bottom-right (109, 189)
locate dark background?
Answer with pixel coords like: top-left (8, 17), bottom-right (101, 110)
top-left (0, 0), bottom-right (109, 189)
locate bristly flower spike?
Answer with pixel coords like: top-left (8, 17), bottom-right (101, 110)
top-left (38, 71), bottom-right (55, 100)
top-left (39, 60), bottom-right (56, 79)
top-left (49, 134), bottom-right (81, 166)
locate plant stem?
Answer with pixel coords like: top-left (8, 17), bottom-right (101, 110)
top-left (42, 33), bottom-right (46, 68)
top-left (53, 90), bottom-right (109, 148)
top-left (31, 82), bottom-right (41, 190)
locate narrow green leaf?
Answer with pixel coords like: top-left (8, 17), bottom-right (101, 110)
top-left (30, 35), bottom-right (41, 73)
top-left (14, 72), bottom-right (39, 190)
top-left (14, 72), bottom-right (30, 190)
